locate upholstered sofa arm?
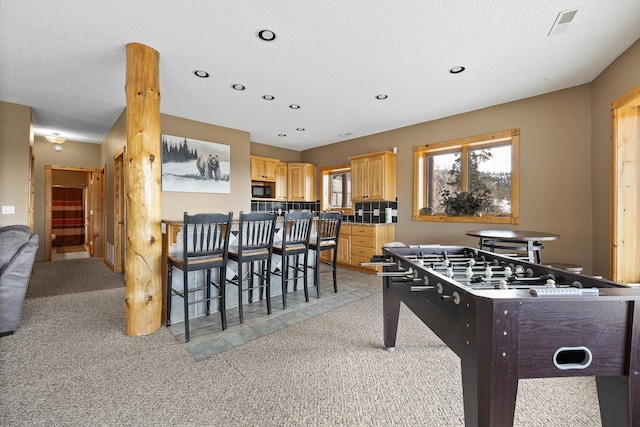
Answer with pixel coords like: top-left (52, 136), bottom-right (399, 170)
top-left (0, 225), bottom-right (39, 335)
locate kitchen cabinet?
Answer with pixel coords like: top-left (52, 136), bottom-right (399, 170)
top-left (250, 155), bottom-right (278, 182)
top-left (275, 162), bottom-right (288, 201)
top-left (349, 224), bottom-right (395, 272)
top-left (287, 163), bottom-right (317, 202)
top-left (320, 224), bottom-right (351, 265)
top-left (320, 223), bottom-right (395, 273)
top-left (348, 151), bottom-right (396, 202)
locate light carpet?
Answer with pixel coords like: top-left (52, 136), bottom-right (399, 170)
top-left (0, 260), bottom-right (602, 426)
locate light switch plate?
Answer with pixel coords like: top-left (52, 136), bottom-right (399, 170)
top-left (373, 209), bottom-right (380, 216)
top-left (2, 205), bottom-right (15, 214)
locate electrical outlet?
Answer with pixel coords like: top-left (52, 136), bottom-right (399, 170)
top-left (358, 209), bottom-right (363, 216)
top-left (373, 209), bottom-right (380, 216)
top-left (2, 205), bottom-right (15, 214)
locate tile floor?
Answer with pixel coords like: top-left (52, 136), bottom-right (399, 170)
top-left (167, 267), bottom-right (383, 361)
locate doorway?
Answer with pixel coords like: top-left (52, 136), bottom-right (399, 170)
top-left (45, 165), bottom-right (105, 262)
top-left (113, 148), bottom-right (126, 273)
top-left (610, 84), bottom-right (640, 284)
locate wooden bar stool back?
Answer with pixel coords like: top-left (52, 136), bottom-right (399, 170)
top-left (308, 211), bottom-right (343, 298)
top-left (273, 211), bottom-right (314, 309)
top-left (166, 211), bottom-right (232, 342)
top-left (227, 211), bottom-right (277, 324)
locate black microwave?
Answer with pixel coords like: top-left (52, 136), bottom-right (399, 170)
top-left (251, 185), bottom-right (272, 198)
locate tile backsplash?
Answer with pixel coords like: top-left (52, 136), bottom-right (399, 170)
top-left (343, 201), bottom-right (398, 224)
top-left (251, 200), bottom-right (319, 215)
top-left (251, 200), bottom-right (398, 224)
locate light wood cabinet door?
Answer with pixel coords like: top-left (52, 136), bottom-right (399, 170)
top-left (321, 225), bottom-right (350, 264)
top-left (366, 153), bottom-right (386, 200)
top-left (350, 157), bottom-right (368, 202)
top-left (287, 163), bottom-right (317, 201)
top-left (275, 162), bottom-right (287, 200)
top-left (349, 151), bottom-right (396, 202)
top-left (250, 155), bottom-right (278, 181)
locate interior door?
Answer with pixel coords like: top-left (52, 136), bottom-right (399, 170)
top-left (610, 85), bottom-right (640, 283)
top-left (114, 149), bottom-right (125, 273)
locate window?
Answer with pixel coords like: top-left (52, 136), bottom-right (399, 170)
top-left (413, 129), bottom-right (519, 223)
top-left (320, 164), bottom-right (352, 213)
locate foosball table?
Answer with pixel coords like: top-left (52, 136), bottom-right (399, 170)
top-left (371, 245), bottom-right (639, 427)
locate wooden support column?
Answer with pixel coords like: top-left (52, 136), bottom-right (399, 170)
top-left (124, 42), bottom-right (162, 336)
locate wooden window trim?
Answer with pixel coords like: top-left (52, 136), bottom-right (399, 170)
top-left (412, 129), bottom-right (520, 224)
top-left (320, 164), bottom-right (353, 214)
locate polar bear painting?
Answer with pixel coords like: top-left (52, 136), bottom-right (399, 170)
top-left (196, 153), bottom-right (221, 180)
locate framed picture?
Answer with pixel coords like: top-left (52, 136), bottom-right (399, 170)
top-left (161, 134), bottom-right (230, 194)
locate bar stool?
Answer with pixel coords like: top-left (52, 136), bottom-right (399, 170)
top-left (166, 212), bottom-right (232, 343)
top-left (308, 211), bottom-right (343, 298)
top-left (227, 211), bottom-right (277, 324)
top-left (272, 211), bottom-right (313, 309)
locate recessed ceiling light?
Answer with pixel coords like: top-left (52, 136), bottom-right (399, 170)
top-left (278, 134), bottom-right (286, 137)
top-left (296, 128), bottom-right (305, 131)
top-left (257, 29), bottom-right (276, 41)
top-left (231, 84), bottom-right (246, 91)
top-left (375, 94), bottom-right (388, 100)
top-left (289, 104), bottom-right (300, 109)
top-left (448, 66), bottom-right (465, 74)
top-left (193, 70), bottom-right (209, 78)
top-left (263, 95), bottom-right (275, 100)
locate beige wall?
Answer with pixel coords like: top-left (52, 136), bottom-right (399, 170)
top-left (0, 101), bottom-right (32, 227)
top-left (303, 86), bottom-right (595, 273)
top-left (99, 111), bottom-right (253, 263)
top-left (590, 39), bottom-right (640, 277)
top-left (250, 141), bottom-right (300, 163)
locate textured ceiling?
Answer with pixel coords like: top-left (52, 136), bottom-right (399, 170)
top-left (1, 1), bottom-right (639, 150)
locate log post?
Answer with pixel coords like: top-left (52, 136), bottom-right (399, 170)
top-left (124, 42), bottom-right (162, 336)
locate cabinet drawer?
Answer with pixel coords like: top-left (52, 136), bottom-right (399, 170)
top-left (340, 225), bottom-right (352, 236)
top-left (351, 246), bottom-right (375, 258)
top-left (351, 226), bottom-right (375, 237)
top-left (351, 236), bottom-right (375, 247)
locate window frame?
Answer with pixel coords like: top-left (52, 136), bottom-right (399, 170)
top-left (320, 164), bottom-right (353, 214)
top-left (413, 129), bottom-right (520, 224)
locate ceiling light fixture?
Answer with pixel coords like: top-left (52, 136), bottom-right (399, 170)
top-left (375, 94), bottom-right (388, 100)
top-left (53, 144), bottom-right (63, 152)
top-left (448, 66), bottom-right (465, 74)
top-left (257, 29), bottom-right (276, 41)
top-left (46, 133), bottom-right (65, 144)
top-left (289, 104), bottom-right (300, 109)
top-left (193, 70), bottom-right (210, 78)
top-left (263, 95), bottom-right (275, 100)
top-left (231, 84), bottom-right (246, 91)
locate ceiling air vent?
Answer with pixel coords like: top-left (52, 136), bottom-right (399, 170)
top-left (548, 9), bottom-right (578, 36)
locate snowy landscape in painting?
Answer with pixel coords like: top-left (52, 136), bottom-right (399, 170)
top-left (161, 134), bottom-right (230, 194)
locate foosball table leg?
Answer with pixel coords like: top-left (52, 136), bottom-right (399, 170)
top-left (383, 275), bottom-right (401, 351)
top-left (597, 300), bottom-right (639, 426)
